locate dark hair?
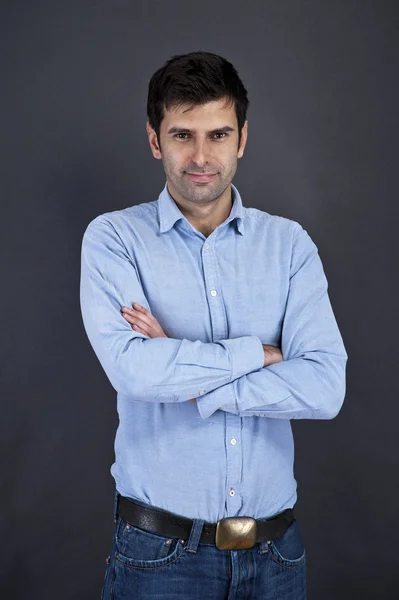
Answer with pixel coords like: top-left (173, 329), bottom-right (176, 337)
top-left (147, 51), bottom-right (249, 148)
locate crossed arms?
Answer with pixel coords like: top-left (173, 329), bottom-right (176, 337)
top-left (120, 303), bottom-right (283, 403)
top-left (79, 216), bottom-right (347, 420)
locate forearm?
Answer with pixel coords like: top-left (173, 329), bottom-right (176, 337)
top-left (81, 318), bottom-right (264, 402)
top-left (196, 349), bottom-right (347, 419)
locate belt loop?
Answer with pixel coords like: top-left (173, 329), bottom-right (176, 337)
top-left (185, 519), bottom-right (205, 554)
top-left (113, 490), bottom-right (120, 523)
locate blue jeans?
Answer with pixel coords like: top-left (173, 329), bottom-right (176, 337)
top-left (101, 491), bottom-right (306, 600)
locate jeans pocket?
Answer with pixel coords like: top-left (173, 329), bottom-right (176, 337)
top-left (267, 519), bottom-right (306, 569)
top-left (114, 517), bottom-right (186, 569)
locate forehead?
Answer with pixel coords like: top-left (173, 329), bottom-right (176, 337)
top-left (161, 97), bottom-right (237, 129)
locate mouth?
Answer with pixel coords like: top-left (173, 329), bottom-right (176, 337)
top-left (186, 173), bottom-right (217, 183)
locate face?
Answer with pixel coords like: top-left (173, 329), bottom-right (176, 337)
top-left (146, 97), bottom-right (248, 205)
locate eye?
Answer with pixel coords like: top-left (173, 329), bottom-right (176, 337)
top-left (212, 132), bottom-right (228, 139)
top-left (174, 133), bottom-right (191, 140)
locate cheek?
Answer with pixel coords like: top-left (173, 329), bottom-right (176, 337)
top-left (161, 155), bottom-right (180, 175)
top-left (218, 144), bottom-right (239, 162)
top-left (220, 152), bottom-right (238, 172)
top-left (163, 147), bottom-right (187, 170)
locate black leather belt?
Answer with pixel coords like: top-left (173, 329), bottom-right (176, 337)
top-left (116, 493), bottom-right (295, 550)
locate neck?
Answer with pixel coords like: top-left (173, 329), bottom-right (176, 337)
top-left (167, 183), bottom-right (234, 237)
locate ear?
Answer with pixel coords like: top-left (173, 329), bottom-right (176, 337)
top-left (146, 121), bottom-right (162, 159)
top-left (237, 120), bottom-right (248, 159)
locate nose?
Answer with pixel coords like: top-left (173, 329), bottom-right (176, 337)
top-left (190, 138), bottom-right (208, 168)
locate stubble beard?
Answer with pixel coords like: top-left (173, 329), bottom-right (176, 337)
top-left (164, 158), bottom-right (238, 205)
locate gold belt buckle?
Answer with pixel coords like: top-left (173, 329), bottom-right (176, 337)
top-left (215, 517), bottom-right (257, 550)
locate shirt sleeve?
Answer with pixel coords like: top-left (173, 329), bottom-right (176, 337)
top-left (196, 223), bottom-right (348, 420)
top-left (79, 216), bottom-right (265, 402)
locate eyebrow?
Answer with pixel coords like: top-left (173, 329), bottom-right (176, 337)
top-left (167, 126), bottom-right (235, 135)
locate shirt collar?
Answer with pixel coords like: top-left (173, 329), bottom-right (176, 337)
top-left (158, 181), bottom-right (245, 236)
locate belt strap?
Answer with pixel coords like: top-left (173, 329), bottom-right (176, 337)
top-left (116, 494), bottom-right (294, 545)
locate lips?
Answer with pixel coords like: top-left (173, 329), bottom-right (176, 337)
top-left (186, 173), bottom-right (217, 183)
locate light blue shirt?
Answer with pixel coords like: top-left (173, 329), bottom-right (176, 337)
top-left (80, 182), bottom-right (347, 522)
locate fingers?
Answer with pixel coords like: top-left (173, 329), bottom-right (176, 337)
top-left (121, 303), bottom-right (167, 339)
top-left (121, 305), bottom-right (152, 326)
top-left (121, 305), bottom-right (151, 335)
top-left (122, 304), bottom-right (153, 327)
top-left (132, 302), bottom-right (147, 313)
top-left (123, 314), bottom-right (148, 335)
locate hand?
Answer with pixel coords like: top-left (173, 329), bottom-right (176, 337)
top-left (262, 344), bottom-right (283, 367)
top-left (121, 303), bottom-right (168, 338)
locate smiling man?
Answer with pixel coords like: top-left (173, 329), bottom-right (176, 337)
top-left (80, 51), bottom-right (347, 600)
top-left (148, 98), bottom-right (246, 238)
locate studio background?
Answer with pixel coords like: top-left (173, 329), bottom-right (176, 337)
top-left (1, 1), bottom-right (398, 599)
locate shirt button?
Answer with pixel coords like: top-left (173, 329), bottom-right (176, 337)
top-left (199, 390), bottom-right (206, 395)
top-left (210, 289), bottom-right (217, 296)
top-left (229, 488), bottom-right (236, 497)
top-left (204, 243), bottom-right (210, 250)
top-left (230, 438), bottom-right (237, 445)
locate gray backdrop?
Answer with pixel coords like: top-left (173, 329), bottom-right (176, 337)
top-left (2, 1), bottom-right (398, 598)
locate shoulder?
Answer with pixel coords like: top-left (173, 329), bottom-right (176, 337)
top-left (243, 207), bottom-right (318, 268)
top-left (244, 206), bottom-right (306, 240)
top-left (83, 200), bottom-right (158, 238)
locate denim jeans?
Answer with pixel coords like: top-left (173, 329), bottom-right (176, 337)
top-left (100, 491), bottom-right (306, 600)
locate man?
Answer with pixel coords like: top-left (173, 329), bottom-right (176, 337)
top-left (80, 51), bottom-right (347, 599)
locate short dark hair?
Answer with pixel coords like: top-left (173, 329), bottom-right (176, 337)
top-left (147, 51), bottom-right (249, 148)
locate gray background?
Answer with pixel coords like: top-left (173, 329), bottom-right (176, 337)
top-left (1, 1), bottom-right (398, 598)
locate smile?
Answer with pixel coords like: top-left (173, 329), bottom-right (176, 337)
top-left (186, 173), bottom-right (217, 183)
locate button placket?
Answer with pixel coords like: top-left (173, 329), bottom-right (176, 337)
top-left (201, 234), bottom-right (243, 515)
top-left (225, 412), bottom-right (243, 514)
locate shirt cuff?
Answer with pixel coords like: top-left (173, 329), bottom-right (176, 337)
top-left (196, 383), bottom-right (238, 419)
top-left (221, 335), bottom-right (264, 380)
top-left (196, 336), bottom-right (264, 420)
